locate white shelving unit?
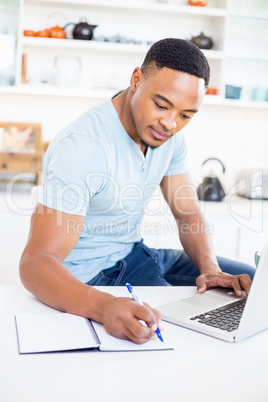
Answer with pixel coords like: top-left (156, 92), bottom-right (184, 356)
top-left (1, 0), bottom-right (229, 101)
top-left (24, 0), bottom-right (227, 16)
top-left (0, 0), bottom-right (267, 107)
top-left (21, 36), bottom-right (224, 59)
top-left (21, 36), bottom-right (151, 53)
top-left (0, 82), bottom-right (113, 99)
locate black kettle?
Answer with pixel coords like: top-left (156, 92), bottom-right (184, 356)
top-left (190, 32), bottom-right (213, 50)
top-left (64, 19), bottom-right (97, 40)
top-left (197, 158), bottom-right (226, 202)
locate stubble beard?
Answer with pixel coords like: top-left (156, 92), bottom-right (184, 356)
top-left (140, 137), bottom-right (158, 150)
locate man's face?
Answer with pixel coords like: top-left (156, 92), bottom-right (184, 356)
top-left (129, 67), bottom-right (206, 149)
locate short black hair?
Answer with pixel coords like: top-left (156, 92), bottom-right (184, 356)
top-left (141, 38), bottom-right (210, 87)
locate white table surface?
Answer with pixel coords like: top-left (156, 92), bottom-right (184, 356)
top-left (1, 285), bottom-right (268, 402)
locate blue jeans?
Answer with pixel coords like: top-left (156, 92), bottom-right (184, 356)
top-left (86, 240), bottom-right (255, 287)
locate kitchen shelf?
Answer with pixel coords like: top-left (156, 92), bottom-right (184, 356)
top-left (0, 84), bottom-right (114, 98)
top-left (228, 14), bottom-right (268, 22)
top-left (3, 0), bottom-right (268, 112)
top-left (24, 0), bottom-right (227, 18)
top-left (18, 0), bottom-right (228, 98)
top-left (22, 36), bottom-right (151, 54)
top-left (202, 95), bottom-right (268, 109)
top-left (21, 36), bottom-right (224, 59)
top-left (226, 56), bottom-right (268, 64)
top-left (2, 84), bottom-right (268, 109)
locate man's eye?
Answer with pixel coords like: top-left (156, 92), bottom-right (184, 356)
top-left (154, 101), bottom-right (167, 110)
top-left (181, 114), bottom-right (192, 119)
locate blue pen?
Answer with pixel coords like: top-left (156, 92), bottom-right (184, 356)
top-left (125, 282), bottom-right (163, 342)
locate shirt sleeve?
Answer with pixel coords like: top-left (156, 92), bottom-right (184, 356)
top-left (39, 132), bottom-right (107, 216)
top-left (164, 132), bottom-right (188, 176)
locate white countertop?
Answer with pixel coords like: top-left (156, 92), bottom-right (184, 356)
top-left (1, 285), bottom-right (268, 402)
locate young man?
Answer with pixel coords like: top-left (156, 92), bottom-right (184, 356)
top-left (20, 38), bottom-right (255, 344)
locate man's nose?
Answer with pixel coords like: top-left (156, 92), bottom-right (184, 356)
top-left (160, 114), bottom-right (177, 131)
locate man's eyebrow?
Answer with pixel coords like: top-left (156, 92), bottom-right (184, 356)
top-left (154, 94), bottom-right (198, 113)
top-left (183, 109), bottom-right (198, 113)
top-left (155, 94), bottom-right (174, 107)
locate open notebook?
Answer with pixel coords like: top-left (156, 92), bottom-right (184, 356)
top-left (15, 313), bottom-right (173, 354)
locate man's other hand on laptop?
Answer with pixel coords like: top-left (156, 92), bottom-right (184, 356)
top-left (196, 272), bottom-right (252, 297)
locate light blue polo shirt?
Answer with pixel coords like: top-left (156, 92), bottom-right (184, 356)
top-left (40, 99), bottom-right (188, 283)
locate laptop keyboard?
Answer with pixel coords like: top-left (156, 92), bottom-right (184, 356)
top-left (190, 298), bottom-right (246, 332)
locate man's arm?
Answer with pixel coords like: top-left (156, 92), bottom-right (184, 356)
top-left (19, 204), bottom-right (161, 344)
top-left (160, 173), bottom-right (251, 296)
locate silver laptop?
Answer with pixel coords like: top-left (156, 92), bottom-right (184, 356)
top-left (157, 243), bottom-right (268, 342)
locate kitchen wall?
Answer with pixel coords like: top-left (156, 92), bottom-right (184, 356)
top-left (185, 102), bottom-right (268, 191)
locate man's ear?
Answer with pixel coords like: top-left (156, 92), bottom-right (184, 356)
top-left (130, 67), bottom-right (143, 92)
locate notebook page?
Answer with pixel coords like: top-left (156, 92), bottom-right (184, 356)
top-left (92, 321), bottom-right (174, 351)
top-left (15, 313), bottom-right (99, 354)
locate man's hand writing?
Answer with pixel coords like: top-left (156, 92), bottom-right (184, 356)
top-left (101, 297), bottom-right (163, 344)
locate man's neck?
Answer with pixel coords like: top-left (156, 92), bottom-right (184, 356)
top-left (112, 89), bottom-right (147, 155)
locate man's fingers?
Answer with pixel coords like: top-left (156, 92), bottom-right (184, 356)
top-left (196, 275), bottom-right (208, 293)
top-left (196, 273), bottom-right (252, 296)
top-left (105, 310), bottom-right (156, 343)
top-left (121, 325), bottom-right (157, 344)
top-left (124, 302), bottom-right (160, 342)
top-left (216, 274), bottom-right (251, 296)
top-left (102, 297), bottom-right (164, 344)
top-left (237, 274), bottom-right (252, 296)
top-left (143, 302), bottom-right (163, 328)
top-left (228, 276), bottom-right (243, 296)
top-left (197, 285), bottom-right (206, 294)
